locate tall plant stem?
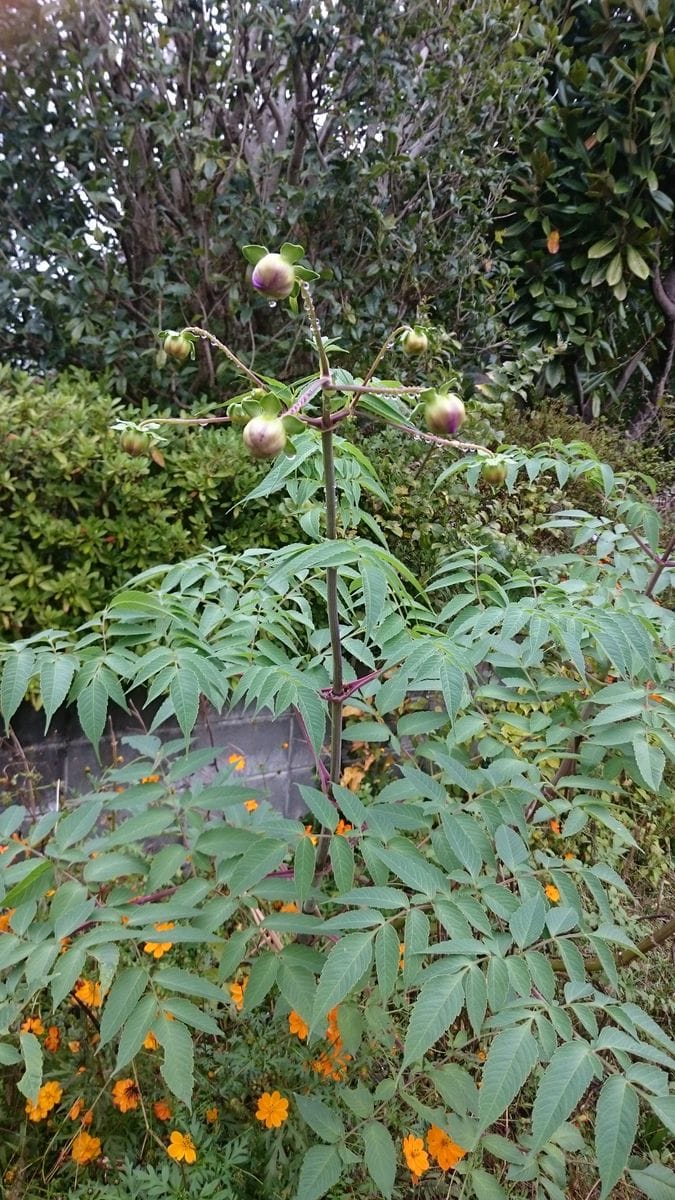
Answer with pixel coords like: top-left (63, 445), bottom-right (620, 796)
top-left (182, 325), bottom-right (265, 389)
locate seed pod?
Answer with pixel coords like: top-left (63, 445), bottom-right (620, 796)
top-left (120, 430), bottom-right (150, 457)
top-left (242, 415), bottom-right (287, 459)
top-left (483, 460), bottom-right (507, 486)
top-left (250, 253), bottom-right (295, 300)
top-left (163, 332), bottom-right (192, 363)
top-left (400, 328), bottom-right (428, 355)
top-left (424, 393), bottom-right (466, 436)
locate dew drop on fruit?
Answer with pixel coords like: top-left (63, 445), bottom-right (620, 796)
top-left (268, 301), bottom-right (277, 309)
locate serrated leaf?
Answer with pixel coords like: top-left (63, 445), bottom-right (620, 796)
top-left (40, 655), bottom-right (77, 730)
top-left (156, 1016), bottom-right (194, 1109)
top-left (363, 1121), bottom-right (396, 1198)
top-left (629, 1164), bottom-right (675, 1200)
top-left (1, 647), bottom-right (35, 728)
top-left (465, 966), bottom-right (488, 1036)
top-left (115, 993), bottom-right (157, 1070)
top-left (154, 966), bottom-right (226, 1005)
top-left (471, 1168), bottom-right (509, 1200)
top-left (100, 967), bottom-right (148, 1047)
top-left (375, 923), bottom-right (400, 1003)
top-left (54, 799), bottom-right (103, 850)
top-left (295, 1145), bottom-right (342, 1200)
top-left (242, 952), bottom-right (278, 1012)
top-left (162, 997), bottom-right (221, 1035)
top-left (632, 735), bottom-right (665, 792)
top-left (509, 894), bottom-right (546, 949)
top-left (170, 667), bottom-right (200, 740)
top-left (531, 1041), bottom-right (596, 1151)
top-left (295, 1094), bottom-right (345, 1142)
top-left (312, 931), bottom-right (374, 1033)
top-left (596, 1076), bottom-right (639, 1198)
top-left (18, 1032), bottom-right (43, 1102)
top-left (3, 861), bottom-right (53, 908)
top-left (228, 837), bottom-right (288, 894)
top-left (77, 674), bottom-right (110, 748)
top-left (330, 834), bottom-right (354, 894)
top-left (294, 835), bottom-right (316, 905)
top-left (439, 660), bottom-right (467, 723)
top-left (403, 969), bottom-right (465, 1066)
top-left (648, 1096), bottom-right (675, 1135)
top-left (478, 1026), bottom-right (538, 1131)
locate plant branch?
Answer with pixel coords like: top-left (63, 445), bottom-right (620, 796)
top-left (551, 915), bottom-right (675, 974)
top-left (645, 531), bottom-right (675, 598)
top-left (361, 325), bottom-right (409, 386)
top-left (182, 325), bottom-right (265, 388)
top-left (299, 282), bottom-right (331, 380)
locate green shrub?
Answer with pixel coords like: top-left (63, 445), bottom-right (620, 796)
top-left (0, 366), bottom-right (298, 638)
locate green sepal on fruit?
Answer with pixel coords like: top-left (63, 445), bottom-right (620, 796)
top-left (242, 415), bottom-right (288, 459)
top-left (241, 243), bottom-right (318, 303)
top-left (482, 459), bottom-right (508, 486)
top-left (400, 327), bottom-right (428, 355)
top-left (161, 330), bottom-right (195, 363)
top-left (119, 429), bottom-right (150, 457)
top-left (424, 390), bottom-right (466, 436)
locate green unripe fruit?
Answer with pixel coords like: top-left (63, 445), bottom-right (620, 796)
top-left (400, 328), bottom-right (428, 355)
top-left (483, 460), bottom-right (507, 486)
top-left (120, 430), bottom-right (150, 457)
top-left (242, 415), bottom-right (287, 459)
top-left (251, 253), bottom-right (295, 300)
top-left (424, 392), bottom-right (465, 436)
top-left (163, 332), bottom-right (192, 363)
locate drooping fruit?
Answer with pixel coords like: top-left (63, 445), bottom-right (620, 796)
top-left (482, 460), bottom-right (507, 486)
top-left (400, 328), bottom-right (428, 355)
top-left (424, 392), bottom-right (466, 436)
top-left (120, 430), bottom-right (150, 457)
top-left (242, 415), bottom-right (287, 459)
top-left (250, 253), bottom-right (295, 300)
top-left (163, 332), bottom-right (192, 363)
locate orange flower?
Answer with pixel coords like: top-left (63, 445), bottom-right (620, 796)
top-left (21, 1017), bottom-right (45, 1036)
top-left (403, 1133), bottom-right (429, 1181)
top-left (279, 902), bottom-right (298, 913)
top-left (228, 753), bottom-right (246, 772)
top-left (326, 1007), bottom-right (340, 1045)
top-left (111, 1078), bottom-right (140, 1113)
top-left (143, 1031), bottom-right (159, 1051)
top-left (545, 884), bottom-right (560, 903)
top-left (288, 1010), bottom-right (309, 1040)
top-left (426, 1124), bottom-right (467, 1170)
top-left (549, 819), bottom-right (561, 835)
top-left (244, 799), bottom-right (258, 812)
top-left (0, 908), bottom-right (15, 933)
top-left (167, 1130), bottom-right (197, 1163)
top-left (399, 941), bottom-right (405, 971)
top-left (255, 1090), bottom-right (289, 1129)
top-left (71, 1131), bottom-right (101, 1165)
top-left (44, 1025), bottom-right (60, 1052)
top-left (228, 976), bottom-right (248, 1011)
top-left (74, 979), bottom-right (101, 1007)
top-left (205, 1106), bottom-right (219, 1124)
top-left (334, 819), bottom-right (352, 836)
top-left (477, 1049), bottom-right (487, 1062)
top-left (303, 825), bottom-right (318, 845)
top-left (143, 921), bottom-right (175, 959)
top-left (69, 1098), bottom-right (85, 1121)
top-left (25, 1080), bottom-right (63, 1122)
top-left (141, 774), bottom-right (161, 784)
top-left (68, 1040), bottom-right (81, 1054)
top-left (153, 1099), bottom-right (172, 1121)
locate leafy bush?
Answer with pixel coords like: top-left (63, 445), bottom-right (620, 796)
top-left (1, 248), bottom-right (674, 1200)
top-left (0, 366), bottom-right (298, 638)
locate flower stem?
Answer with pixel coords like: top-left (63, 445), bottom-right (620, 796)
top-left (182, 326), bottom-right (265, 389)
top-left (316, 416), bottom-right (343, 871)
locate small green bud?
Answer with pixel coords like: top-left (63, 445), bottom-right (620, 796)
top-left (424, 392), bottom-right (465, 435)
top-left (242, 415), bottom-right (287, 459)
top-left (251, 253), bottom-right (295, 300)
top-left (400, 327), bottom-right (428, 355)
top-left (120, 430), bottom-right (150, 457)
top-left (482, 460), bottom-right (507, 486)
top-left (163, 332), bottom-right (192, 363)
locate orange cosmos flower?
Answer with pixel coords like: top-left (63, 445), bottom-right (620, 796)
top-left (153, 1100), bottom-right (172, 1121)
top-left (143, 1031), bottom-right (159, 1050)
top-left (0, 908), bottom-right (15, 933)
top-left (69, 1098), bottom-right (85, 1121)
top-left (111, 1078), bottom-right (140, 1113)
top-left (143, 921), bottom-right (175, 959)
top-left (564, 852), bottom-right (576, 861)
top-left (167, 1130), bottom-right (197, 1163)
top-left (141, 774), bottom-right (161, 784)
top-left (334, 819), bottom-right (352, 836)
top-left (303, 825), bottom-right (318, 845)
top-left (74, 979), bottom-right (101, 1007)
top-left (545, 884), bottom-right (560, 903)
top-left (228, 976), bottom-right (248, 1011)
top-left (44, 1025), bottom-right (60, 1052)
top-left (71, 1131), bottom-right (101, 1165)
top-left (279, 902), bottom-right (298, 913)
top-left (549, 819), bottom-right (561, 835)
top-left (68, 1040), bottom-right (81, 1054)
top-left (205, 1106), bottom-right (219, 1123)
top-left (25, 1080), bottom-right (63, 1122)
top-left (288, 1010), bottom-right (309, 1040)
top-left (21, 1016), bottom-right (45, 1036)
top-left (255, 1090), bottom-right (289, 1129)
top-left (244, 799), bottom-right (258, 812)
top-left (426, 1125), bottom-right (467, 1170)
top-left (403, 1133), bottom-right (429, 1181)
top-left (228, 753), bottom-right (246, 772)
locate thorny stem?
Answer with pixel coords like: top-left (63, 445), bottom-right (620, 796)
top-left (316, 420), bottom-right (343, 872)
top-left (299, 282), bottom-right (331, 380)
top-left (182, 325), bottom-right (265, 389)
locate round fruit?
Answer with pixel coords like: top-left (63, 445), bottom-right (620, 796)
top-left (163, 332), bottom-right (192, 363)
top-left (120, 430), bottom-right (150, 457)
top-left (242, 415), bottom-right (287, 459)
top-left (424, 392), bottom-right (466, 436)
top-left (483, 460), bottom-right (507, 486)
top-left (400, 328), bottom-right (428, 355)
top-left (250, 253), bottom-right (295, 300)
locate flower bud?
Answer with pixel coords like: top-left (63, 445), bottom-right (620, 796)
top-left (242, 415), bottom-right (287, 459)
top-left (424, 393), bottom-right (465, 436)
top-left (250, 253), bottom-right (295, 300)
top-left (400, 328), bottom-right (428, 355)
top-left (163, 333), bottom-right (192, 363)
top-left (120, 430), bottom-right (150, 457)
top-left (482, 460), bottom-right (507, 486)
